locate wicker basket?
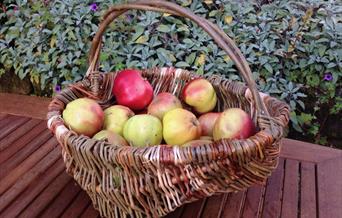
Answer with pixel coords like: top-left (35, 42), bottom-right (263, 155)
top-left (47, 1), bottom-right (290, 217)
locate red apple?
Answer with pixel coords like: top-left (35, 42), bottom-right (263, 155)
top-left (182, 78), bottom-right (217, 114)
top-left (62, 98), bottom-right (104, 137)
top-left (147, 92), bottom-right (182, 119)
top-left (213, 108), bottom-right (255, 140)
top-left (113, 69), bottom-right (153, 110)
top-left (198, 112), bottom-right (221, 137)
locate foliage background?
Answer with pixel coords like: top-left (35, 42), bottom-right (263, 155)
top-left (0, 0), bottom-right (341, 147)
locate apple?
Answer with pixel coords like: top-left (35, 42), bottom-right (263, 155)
top-left (200, 136), bottom-right (213, 141)
top-left (62, 98), bottom-right (104, 137)
top-left (198, 112), bottom-right (221, 137)
top-left (182, 78), bottom-right (217, 114)
top-left (213, 108), bottom-right (255, 140)
top-left (123, 115), bottom-right (163, 147)
top-left (147, 92), bottom-right (182, 119)
top-left (103, 105), bottom-right (134, 136)
top-left (93, 130), bottom-right (129, 146)
top-left (163, 108), bottom-right (201, 145)
top-left (113, 69), bottom-right (153, 110)
top-left (182, 139), bottom-right (212, 147)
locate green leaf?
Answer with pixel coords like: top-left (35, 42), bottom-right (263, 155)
top-left (264, 63), bottom-right (273, 73)
top-left (318, 46), bottom-right (327, 57)
top-left (175, 61), bottom-right (190, 68)
top-left (186, 52), bottom-right (196, 65)
top-left (326, 62), bottom-right (336, 68)
top-left (157, 24), bottom-right (171, 33)
top-left (131, 26), bottom-right (145, 41)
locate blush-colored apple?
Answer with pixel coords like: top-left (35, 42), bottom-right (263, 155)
top-left (213, 108), bottom-right (255, 140)
top-left (62, 98), bottom-right (104, 137)
top-left (182, 78), bottom-right (217, 114)
top-left (198, 112), bottom-right (221, 137)
top-left (147, 92), bottom-right (182, 119)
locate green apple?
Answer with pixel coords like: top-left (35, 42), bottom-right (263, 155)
top-left (123, 115), bottom-right (163, 147)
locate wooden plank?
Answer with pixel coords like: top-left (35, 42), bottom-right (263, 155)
top-left (0, 114), bottom-right (17, 129)
top-left (17, 170), bottom-right (73, 218)
top-left (200, 194), bottom-right (225, 218)
top-left (281, 138), bottom-right (342, 163)
top-left (242, 185), bottom-right (265, 218)
top-left (81, 203), bottom-right (100, 218)
top-left (0, 116), bottom-right (30, 141)
top-left (0, 113), bottom-right (9, 121)
top-left (281, 159), bottom-right (299, 218)
top-left (317, 157), bottom-right (342, 218)
top-left (0, 93), bottom-right (51, 120)
top-left (0, 158), bottom-right (65, 217)
top-left (261, 158), bottom-right (285, 218)
top-left (0, 118), bottom-right (42, 151)
top-left (60, 190), bottom-right (92, 218)
top-left (1, 129), bottom-right (52, 177)
top-left (0, 137), bottom-right (57, 194)
top-left (180, 198), bottom-right (206, 218)
top-left (220, 191), bottom-right (246, 218)
top-left (0, 123), bottom-right (52, 164)
top-left (40, 180), bottom-right (81, 218)
top-left (300, 162), bottom-right (316, 218)
top-left (0, 147), bottom-right (61, 212)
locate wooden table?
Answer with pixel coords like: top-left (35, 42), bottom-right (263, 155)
top-left (0, 93), bottom-right (341, 218)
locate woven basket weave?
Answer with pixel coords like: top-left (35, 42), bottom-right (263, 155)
top-left (47, 1), bottom-right (290, 217)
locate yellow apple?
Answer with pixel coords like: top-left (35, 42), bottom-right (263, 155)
top-left (103, 105), bottom-right (134, 136)
top-left (163, 108), bottom-right (201, 145)
top-left (182, 139), bottom-right (213, 147)
top-left (93, 130), bottom-right (128, 146)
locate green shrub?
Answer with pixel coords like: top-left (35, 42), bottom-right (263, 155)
top-left (0, 0), bottom-right (341, 145)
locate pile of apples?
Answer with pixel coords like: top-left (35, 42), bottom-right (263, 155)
top-left (62, 69), bottom-right (256, 147)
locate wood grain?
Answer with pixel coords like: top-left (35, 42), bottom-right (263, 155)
top-left (261, 158), bottom-right (285, 218)
top-left (317, 157), bottom-right (342, 218)
top-left (281, 159), bottom-right (299, 218)
top-left (0, 93), bottom-right (50, 120)
top-left (300, 162), bottom-right (316, 218)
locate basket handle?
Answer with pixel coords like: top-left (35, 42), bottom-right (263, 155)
top-left (87, 0), bottom-right (270, 118)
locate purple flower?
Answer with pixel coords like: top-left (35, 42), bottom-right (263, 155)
top-left (13, 5), bottom-right (19, 11)
top-left (323, 72), bottom-right (333, 81)
top-left (54, 85), bottom-right (61, 93)
top-left (89, 3), bottom-right (98, 11)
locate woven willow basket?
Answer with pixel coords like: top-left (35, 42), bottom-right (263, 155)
top-left (47, 1), bottom-right (290, 217)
